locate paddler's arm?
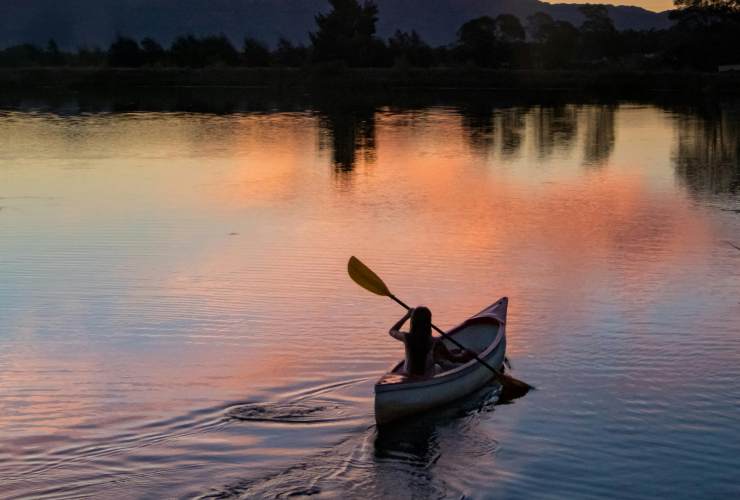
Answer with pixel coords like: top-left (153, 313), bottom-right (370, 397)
top-left (389, 309), bottom-right (413, 341)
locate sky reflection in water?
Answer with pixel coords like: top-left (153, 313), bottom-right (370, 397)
top-left (0, 97), bottom-right (738, 499)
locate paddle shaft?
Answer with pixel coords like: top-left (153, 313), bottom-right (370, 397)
top-left (388, 294), bottom-right (505, 379)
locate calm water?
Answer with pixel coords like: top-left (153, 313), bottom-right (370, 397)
top-left (0, 94), bottom-right (738, 499)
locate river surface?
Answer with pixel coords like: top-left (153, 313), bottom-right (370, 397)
top-left (0, 93), bottom-right (738, 499)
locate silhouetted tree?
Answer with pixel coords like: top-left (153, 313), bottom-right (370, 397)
top-left (3, 1), bottom-right (739, 72)
top-left (0, 44), bottom-right (45, 67)
top-left (273, 37), bottom-right (309, 66)
top-left (108, 36), bottom-right (144, 67)
top-left (495, 14), bottom-right (525, 43)
top-left (243, 37), bottom-right (271, 66)
top-left (667, 0), bottom-right (740, 69)
top-left (310, 0), bottom-right (385, 66)
top-left (140, 37), bottom-right (166, 66)
top-left (578, 5), bottom-right (620, 62)
top-left (388, 30), bottom-right (434, 67)
top-left (547, 21), bottom-right (579, 68)
top-left (44, 39), bottom-right (64, 66)
top-left (671, 0), bottom-right (740, 26)
top-left (456, 16), bottom-right (498, 67)
top-left (171, 35), bottom-right (204, 67)
top-left (202, 35), bottom-right (240, 66)
top-left (494, 14), bottom-right (527, 67)
top-left (457, 15), bottom-right (527, 68)
top-left (169, 34), bottom-right (239, 67)
top-left (527, 12), bottom-right (555, 44)
top-left (76, 46), bottom-right (106, 66)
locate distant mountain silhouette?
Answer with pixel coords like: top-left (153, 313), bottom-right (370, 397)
top-left (0, 0), bottom-right (672, 49)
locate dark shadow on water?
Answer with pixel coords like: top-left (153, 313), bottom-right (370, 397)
top-left (374, 383), bottom-right (503, 465)
top-left (202, 380), bottom-right (527, 499)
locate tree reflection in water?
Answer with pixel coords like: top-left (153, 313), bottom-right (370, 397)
top-left (673, 103), bottom-right (740, 195)
top-left (317, 101), bottom-right (377, 173)
top-left (460, 101), bottom-right (497, 156)
top-left (582, 104), bottom-right (616, 167)
top-left (460, 102), bottom-right (580, 161)
top-left (531, 104), bottom-right (579, 159)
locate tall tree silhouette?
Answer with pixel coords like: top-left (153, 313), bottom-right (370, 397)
top-left (388, 30), bottom-right (434, 67)
top-left (310, 0), bottom-right (384, 66)
top-left (243, 37), bottom-right (271, 66)
top-left (668, 0), bottom-right (740, 69)
top-left (495, 14), bottom-right (525, 43)
top-left (140, 37), bottom-right (165, 66)
top-left (494, 14), bottom-right (526, 67)
top-left (108, 36), bottom-right (144, 67)
top-left (456, 15), bottom-right (525, 68)
top-left (273, 38), bottom-right (308, 67)
top-left (170, 34), bottom-right (239, 67)
top-left (578, 5), bottom-right (619, 61)
top-left (527, 12), bottom-right (579, 69)
top-left (456, 16), bottom-right (498, 67)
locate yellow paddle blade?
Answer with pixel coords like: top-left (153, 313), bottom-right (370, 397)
top-left (347, 256), bottom-right (392, 297)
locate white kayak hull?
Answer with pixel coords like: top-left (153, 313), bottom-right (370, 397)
top-left (374, 297), bottom-right (508, 425)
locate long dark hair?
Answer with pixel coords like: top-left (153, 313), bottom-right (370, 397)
top-left (407, 307), bottom-right (433, 369)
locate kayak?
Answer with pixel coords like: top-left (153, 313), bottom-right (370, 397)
top-left (374, 297), bottom-right (508, 425)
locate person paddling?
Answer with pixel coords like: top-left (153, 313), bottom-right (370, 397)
top-left (389, 306), bottom-right (474, 377)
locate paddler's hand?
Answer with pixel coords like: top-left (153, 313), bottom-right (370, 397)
top-left (389, 309), bottom-right (413, 340)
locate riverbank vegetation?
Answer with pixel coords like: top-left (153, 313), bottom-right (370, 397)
top-left (0, 0), bottom-right (738, 73)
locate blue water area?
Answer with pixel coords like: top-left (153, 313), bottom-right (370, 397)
top-left (0, 94), bottom-right (738, 499)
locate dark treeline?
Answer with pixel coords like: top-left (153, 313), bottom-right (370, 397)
top-left (1, 0), bottom-right (738, 71)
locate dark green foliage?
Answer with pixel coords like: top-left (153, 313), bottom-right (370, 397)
top-left (527, 12), bottom-right (555, 45)
top-left (578, 5), bottom-right (620, 61)
top-left (527, 13), bottom-right (580, 69)
top-left (140, 37), bottom-right (166, 66)
top-left (170, 34), bottom-right (239, 67)
top-left (456, 15), bottom-right (528, 68)
top-left (388, 30), bottom-right (434, 67)
top-left (310, 0), bottom-right (385, 67)
top-left (108, 36), bottom-right (144, 67)
top-left (0, 0), bottom-right (738, 72)
top-left (45, 39), bottom-right (64, 65)
top-left (76, 46), bottom-right (106, 66)
top-left (202, 35), bottom-right (240, 66)
top-left (667, 0), bottom-right (740, 70)
top-left (456, 16), bottom-right (498, 67)
top-left (0, 44), bottom-right (45, 67)
top-left (243, 37), bottom-right (271, 66)
top-left (170, 35), bottom-right (203, 67)
top-left (495, 14), bottom-right (525, 43)
top-left (274, 38), bottom-right (309, 67)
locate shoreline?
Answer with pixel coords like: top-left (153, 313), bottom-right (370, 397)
top-left (2, 67), bottom-right (740, 94)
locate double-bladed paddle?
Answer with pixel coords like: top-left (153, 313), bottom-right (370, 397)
top-left (347, 256), bottom-right (534, 395)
